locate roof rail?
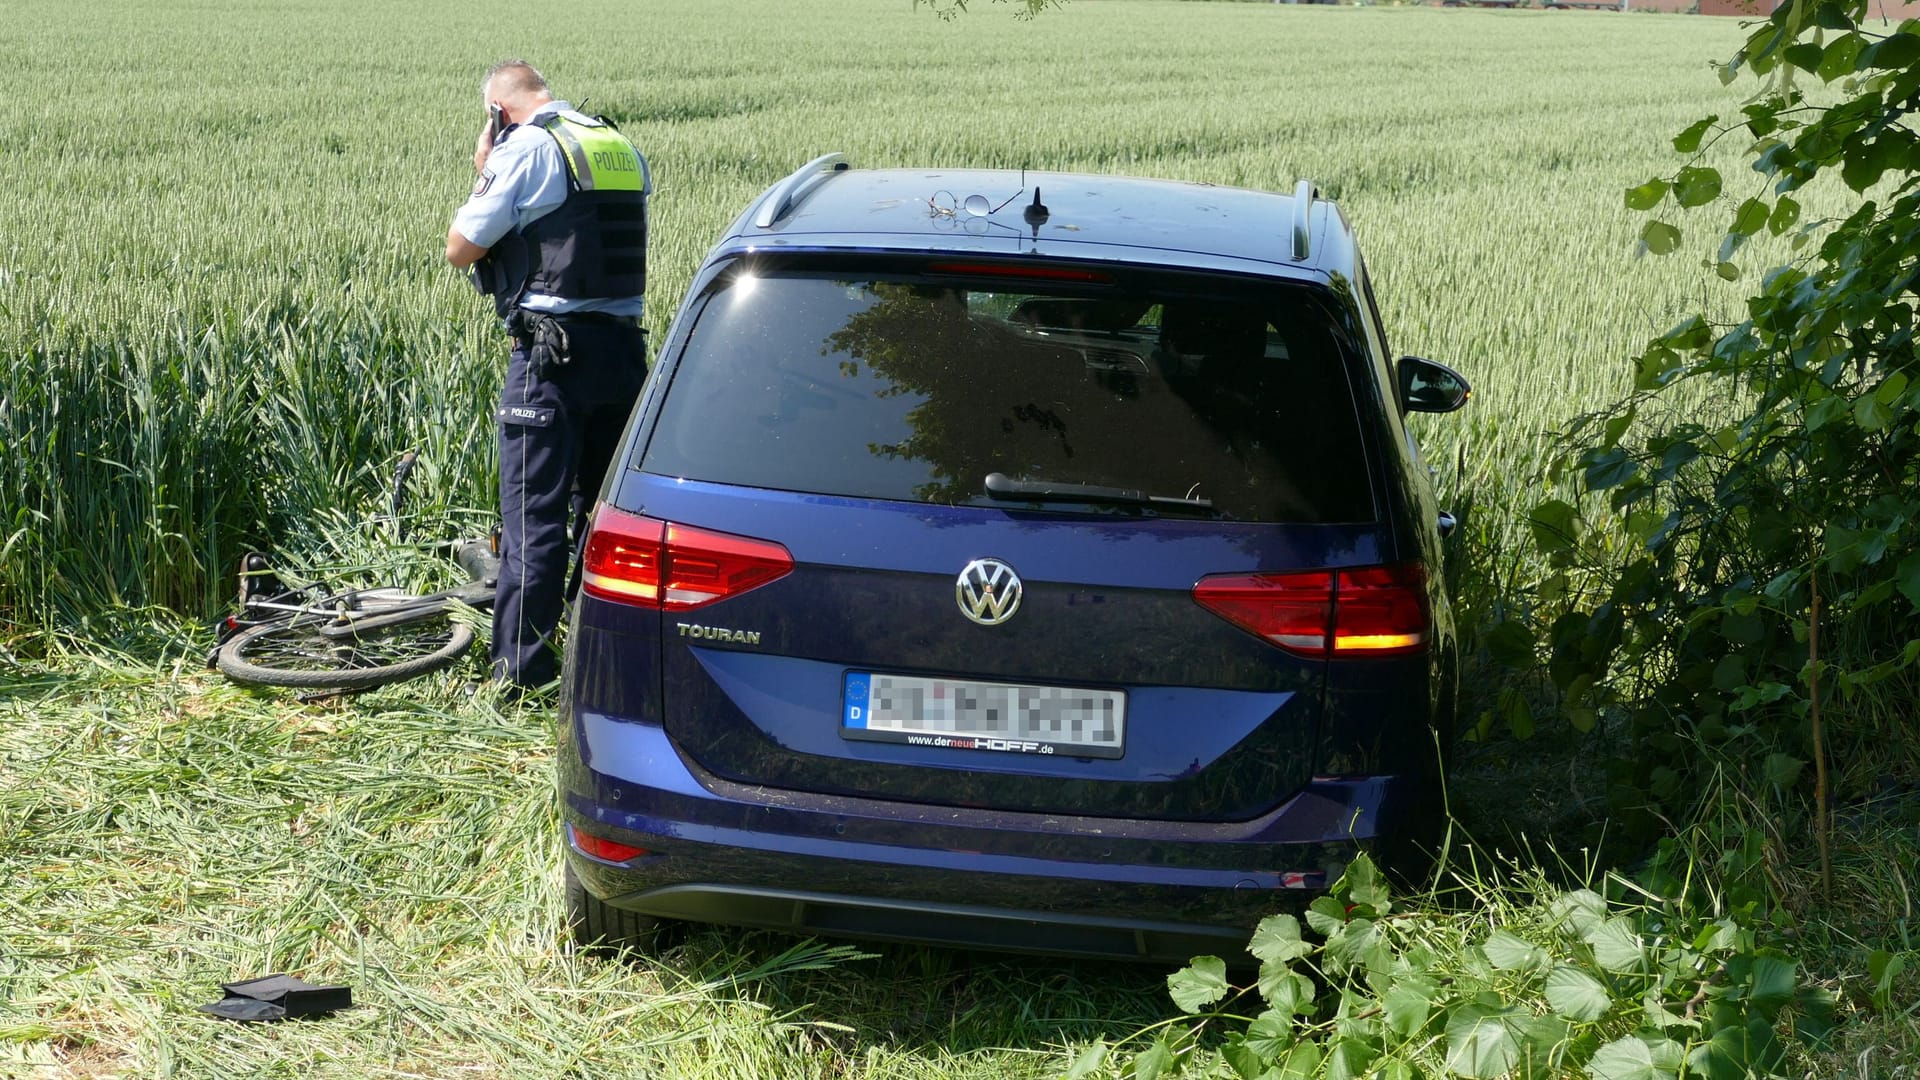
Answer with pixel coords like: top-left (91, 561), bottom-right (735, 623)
top-left (753, 153), bottom-right (850, 228)
top-left (1289, 179), bottom-right (1317, 261)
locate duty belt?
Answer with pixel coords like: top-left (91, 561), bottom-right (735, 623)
top-left (502, 309), bottom-right (571, 376)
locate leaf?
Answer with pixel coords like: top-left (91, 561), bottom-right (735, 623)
top-left (1382, 976), bottom-right (1438, 1036)
top-left (1373, 1060), bottom-right (1415, 1080)
top-left (1813, 1), bottom-right (1855, 29)
top-left (1860, 31), bottom-right (1920, 70)
top-left (1782, 42), bottom-right (1823, 72)
top-left (1326, 1037), bottom-right (1377, 1080)
top-left (1711, 654), bottom-right (1748, 692)
top-left (1258, 963), bottom-right (1316, 1016)
top-left (1841, 131), bottom-right (1898, 192)
top-left (1582, 448), bottom-right (1638, 492)
top-left (1687, 1018), bottom-right (1764, 1080)
top-left (1249, 913), bottom-right (1315, 965)
top-left (1897, 551), bottom-right (1920, 611)
top-left (1168, 955), bottom-right (1228, 1013)
top-left (1544, 965), bottom-right (1613, 1021)
top-left (1130, 1036), bottom-right (1174, 1080)
top-left (1483, 930), bottom-right (1548, 972)
top-left (1484, 620), bottom-right (1537, 669)
top-left (1587, 1035), bottom-right (1677, 1080)
top-left (1306, 895), bottom-right (1347, 936)
top-left (1529, 499), bottom-right (1581, 555)
top-left (1502, 687), bottom-right (1535, 741)
top-left (1672, 116), bottom-right (1717, 153)
top-left (1673, 166), bottom-right (1722, 207)
top-left (1797, 984), bottom-right (1839, 1048)
top-left (1817, 33), bottom-right (1864, 82)
top-left (1066, 1039), bottom-right (1109, 1080)
top-left (1869, 950), bottom-right (1906, 1012)
top-left (1519, 1015), bottom-right (1572, 1074)
top-left (1336, 853), bottom-right (1389, 916)
top-left (1445, 1007), bottom-right (1522, 1079)
top-left (1625, 178), bottom-right (1670, 211)
top-left (1634, 346), bottom-right (1682, 390)
top-left (1747, 954), bottom-right (1797, 1016)
top-left (1221, 1037), bottom-right (1267, 1080)
top-left (1767, 194), bottom-right (1801, 235)
top-left (1247, 1008), bottom-right (1298, 1056)
top-left (1853, 390), bottom-right (1893, 431)
top-left (1876, 370), bottom-right (1909, 405)
top-left (1714, 261), bottom-right (1740, 282)
top-left (1806, 393), bottom-right (1849, 431)
top-left (1602, 407), bottom-right (1638, 447)
top-left (1275, 1040), bottom-right (1323, 1080)
top-left (1325, 917), bottom-right (1390, 975)
top-left (1731, 197), bottom-right (1769, 236)
top-left (1641, 220), bottom-right (1682, 256)
top-left (1550, 889), bottom-right (1609, 936)
top-left (1763, 752), bottom-right (1804, 789)
top-left (1583, 918), bottom-right (1645, 973)
top-left (1642, 991), bottom-right (1698, 1032)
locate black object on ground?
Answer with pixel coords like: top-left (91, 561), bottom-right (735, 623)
top-left (198, 974), bottom-right (352, 1022)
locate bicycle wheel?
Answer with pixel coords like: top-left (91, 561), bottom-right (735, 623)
top-left (215, 612), bottom-right (475, 690)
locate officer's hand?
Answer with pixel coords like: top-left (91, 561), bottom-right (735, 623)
top-left (473, 121), bottom-right (495, 175)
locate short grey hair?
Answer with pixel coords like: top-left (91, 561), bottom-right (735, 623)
top-left (483, 59), bottom-right (548, 98)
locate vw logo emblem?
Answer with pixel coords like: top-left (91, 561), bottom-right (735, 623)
top-left (956, 558), bottom-right (1023, 626)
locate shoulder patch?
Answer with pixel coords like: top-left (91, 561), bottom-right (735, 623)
top-left (472, 171), bottom-right (494, 197)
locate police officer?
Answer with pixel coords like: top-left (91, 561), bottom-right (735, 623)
top-left (445, 59), bottom-right (650, 695)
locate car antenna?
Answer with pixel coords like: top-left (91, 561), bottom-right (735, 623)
top-left (1023, 187), bottom-right (1049, 241)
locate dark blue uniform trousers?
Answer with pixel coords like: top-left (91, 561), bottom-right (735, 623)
top-left (492, 315), bottom-right (648, 688)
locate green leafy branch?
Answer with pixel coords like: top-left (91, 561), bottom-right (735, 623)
top-left (1066, 854), bottom-right (1833, 1080)
top-left (1477, 0), bottom-right (1920, 873)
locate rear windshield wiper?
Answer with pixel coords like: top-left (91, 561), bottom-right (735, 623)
top-left (984, 472), bottom-right (1224, 517)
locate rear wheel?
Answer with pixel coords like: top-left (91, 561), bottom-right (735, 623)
top-left (215, 613), bottom-right (474, 690)
top-left (564, 863), bottom-right (665, 955)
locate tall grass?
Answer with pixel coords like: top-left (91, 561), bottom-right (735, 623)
top-left (0, 0), bottom-right (1782, 632)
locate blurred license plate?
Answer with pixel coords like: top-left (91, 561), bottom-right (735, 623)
top-left (842, 672), bottom-right (1124, 759)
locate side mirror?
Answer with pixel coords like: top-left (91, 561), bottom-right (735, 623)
top-left (1398, 356), bottom-right (1471, 414)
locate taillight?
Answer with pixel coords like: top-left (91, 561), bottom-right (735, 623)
top-left (580, 505), bottom-right (793, 610)
top-left (1193, 563), bottom-right (1427, 658)
top-left (1329, 564), bottom-right (1428, 654)
top-left (1192, 570), bottom-right (1335, 654)
top-left (568, 823), bottom-right (651, 863)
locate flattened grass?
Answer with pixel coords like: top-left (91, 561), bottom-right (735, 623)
top-left (0, 639), bottom-right (1170, 1078)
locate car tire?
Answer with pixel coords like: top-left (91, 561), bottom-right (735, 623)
top-left (564, 862), bottom-right (666, 955)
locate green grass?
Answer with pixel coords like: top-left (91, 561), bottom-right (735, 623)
top-left (5, 645), bottom-right (1912, 1076)
top-left (0, 0), bottom-right (1781, 626)
top-left (0, 640), bottom-right (1176, 1078)
top-left (5, 0), bottom-right (1917, 1075)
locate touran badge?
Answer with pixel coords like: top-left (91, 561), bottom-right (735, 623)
top-left (957, 559), bottom-right (1023, 626)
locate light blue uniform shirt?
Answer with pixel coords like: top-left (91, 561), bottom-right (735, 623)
top-left (453, 100), bottom-right (649, 317)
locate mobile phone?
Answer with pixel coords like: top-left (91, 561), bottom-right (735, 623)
top-left (487, 104), bottom-right (505, 141)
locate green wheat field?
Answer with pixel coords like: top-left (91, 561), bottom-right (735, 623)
top-left (14, 1), bottom-right (1899, 1077)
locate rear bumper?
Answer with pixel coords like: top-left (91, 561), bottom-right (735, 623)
top-left (562, 713), bottom-right (1412, 959)
top-left (569, 854), bottom-right (1265, 963)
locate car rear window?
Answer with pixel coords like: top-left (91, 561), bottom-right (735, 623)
top-left (641, 267), bottom-right (1376, 523)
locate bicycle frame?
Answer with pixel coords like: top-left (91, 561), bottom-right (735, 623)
top-left (219, 539), bottom-right (499, 643)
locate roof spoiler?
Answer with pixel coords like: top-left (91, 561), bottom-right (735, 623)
top-left (1290, 179), bottom-right (1318, 261)
top-left (753, 153), bottom-right (850, 228)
